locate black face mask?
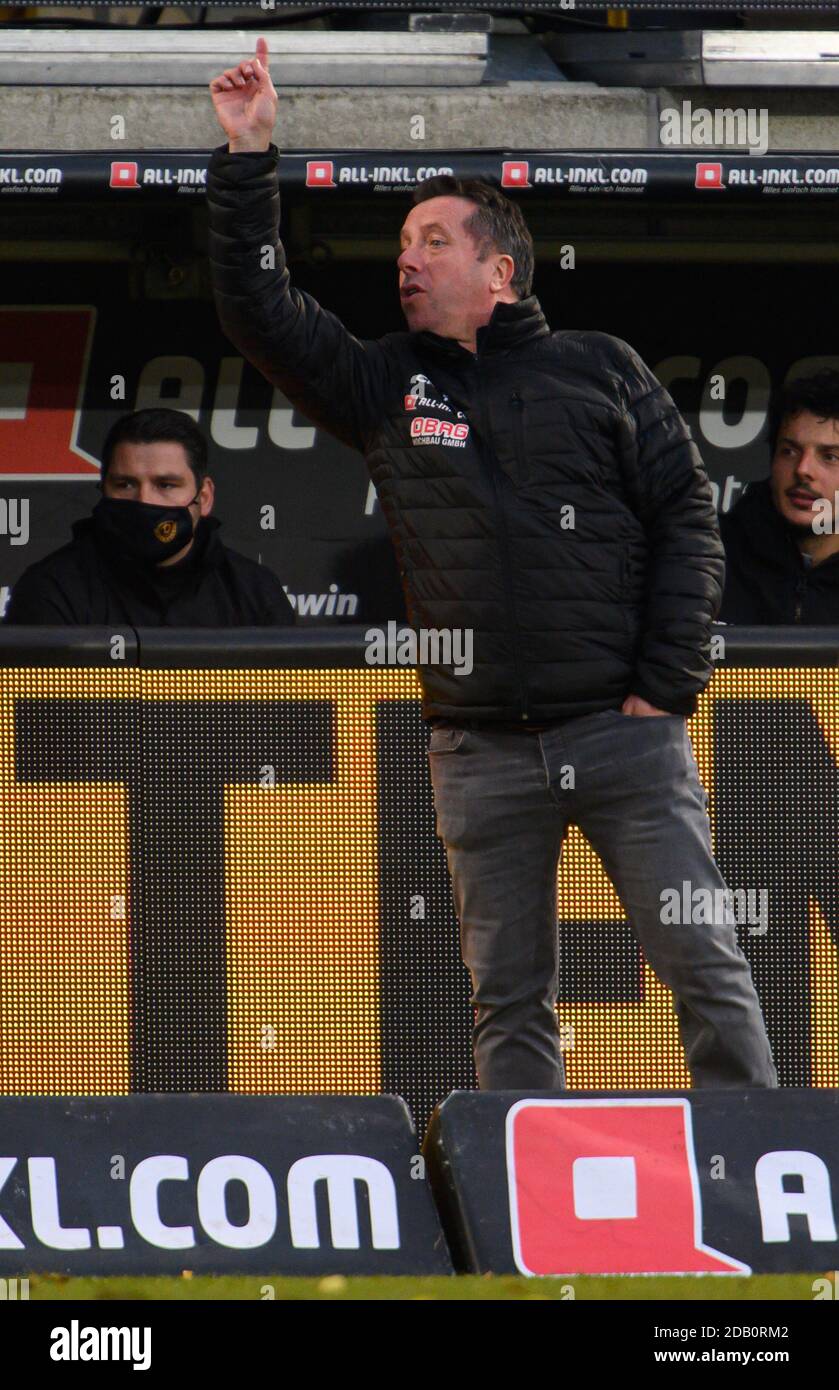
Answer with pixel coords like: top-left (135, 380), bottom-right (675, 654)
top-left (93, 495), bottom-right (199, 565)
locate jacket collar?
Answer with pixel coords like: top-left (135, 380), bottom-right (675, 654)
top-left (414, 295), bottom-right (550, 361)
top-left (75, 513), bottom-right (224, 572)
top-left (727, 478), bottom-right (839, 575)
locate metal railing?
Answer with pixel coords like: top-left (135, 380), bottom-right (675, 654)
top-left (1, 623), bottom-right (838, 668)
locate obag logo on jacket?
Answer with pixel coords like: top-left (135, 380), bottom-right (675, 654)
top-left (410, 417), bottom-right (470, 448)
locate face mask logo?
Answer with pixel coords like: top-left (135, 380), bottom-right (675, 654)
top-left (93, 493), bottom-right (200, 564)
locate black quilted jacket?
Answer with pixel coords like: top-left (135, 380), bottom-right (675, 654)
top-left (206, 143), bottom-right (724, 722)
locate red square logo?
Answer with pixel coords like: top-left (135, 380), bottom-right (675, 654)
top-left (506, 1098), bottom-right (749, 1276)
top-left (306, 160), bottom-right (335, 188)
top-left (110, 162), bottom-right (139, 190)
top-left (404, 395), bottom-right (417, 410)
top-left (501, 160), bottom-right (530, 189)
top-left (696, 162), bottom-right (724, 190)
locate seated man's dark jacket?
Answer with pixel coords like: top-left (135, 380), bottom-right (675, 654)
top-left (719, 478), bottom-right (839, 624)
top-left (3, 514), bottom-right (295, 627)
top-left (206, 143), bottom-right (724, 721)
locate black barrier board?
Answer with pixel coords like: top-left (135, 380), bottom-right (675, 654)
top-left (424, 1089), bottom-right (839, 1276)
top-left (0, 1095), bottom-right (452, 1276)
top-left (2, 151), bottom-right (839, 202)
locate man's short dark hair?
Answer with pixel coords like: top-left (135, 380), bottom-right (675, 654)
top-left (769, 368), bottom-right (839, 455)
top-left (411, 175), bottom-right (535, 300)
top-left (101, 408), bottom-right (209, 485)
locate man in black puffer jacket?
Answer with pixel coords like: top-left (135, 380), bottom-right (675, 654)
top-left (206, 38), bottom-right (778, 1093)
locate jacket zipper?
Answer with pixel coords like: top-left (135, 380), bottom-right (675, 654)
top-left (794, 574), bottom-right (807, 623)
top-left (475, 370), bottom-right (530, 721)
top-left (510, 388), bottom-right (530, 483)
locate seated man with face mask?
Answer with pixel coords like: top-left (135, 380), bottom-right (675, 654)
top-left (4, 407), bottom-right (294, 627)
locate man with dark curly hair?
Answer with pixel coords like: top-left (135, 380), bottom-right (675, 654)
top-left (720, 369), bottom-right (839, 624)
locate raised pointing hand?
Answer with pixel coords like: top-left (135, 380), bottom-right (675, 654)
top-left (209, 35), bottom-right (277, 153)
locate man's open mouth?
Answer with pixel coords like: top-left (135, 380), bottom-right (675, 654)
top-left (401, 286), bottom-right (424, 299)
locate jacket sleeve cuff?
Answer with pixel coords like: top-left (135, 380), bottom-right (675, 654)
top-left (629, 680), bottom-right (698, 717)
top-left (209, 141), bottom-right (279, 167)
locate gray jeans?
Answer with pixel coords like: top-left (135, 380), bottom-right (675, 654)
top-left (427, 709), bottom-right (778, 1091)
